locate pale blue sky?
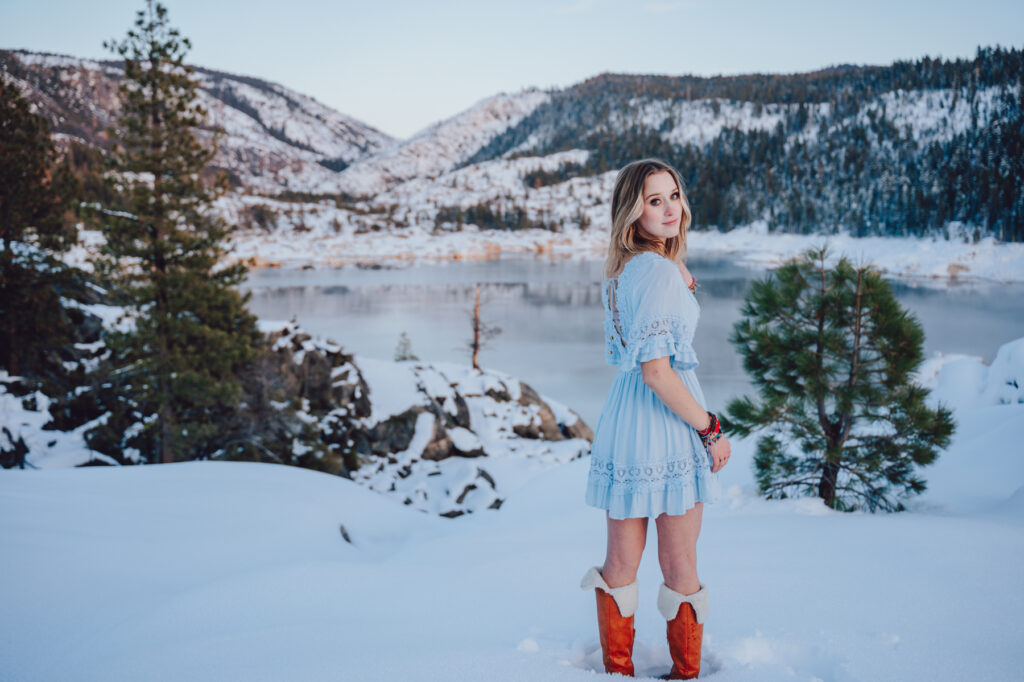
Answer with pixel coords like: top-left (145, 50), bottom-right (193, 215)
top-left (1, 0), bottom-right (1021, 139)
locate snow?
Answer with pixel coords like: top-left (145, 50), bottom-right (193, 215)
top-left (2, 340), bottom-right (1023, 680)
top-left (355, 355), bottom-right (426, 425)
top-left (859, 86), bottom-right (1013, 145)
top-left (0, 372), bottom-right (115, 468)
top-left (980, 337), bottom-right (1024, 405)
top-left (613, 97), bottom-right (790, 148)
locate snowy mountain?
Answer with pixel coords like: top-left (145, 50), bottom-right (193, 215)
top-left (315, 88), bottom-right (553, 197)
top-left (0, 49), bottom-right (394, 192)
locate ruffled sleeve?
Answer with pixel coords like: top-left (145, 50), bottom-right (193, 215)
top-left (620, 257), bottom-right (700, 373)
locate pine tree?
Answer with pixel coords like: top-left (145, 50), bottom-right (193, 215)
top-left (92, 1), bottom-right (262, 463)
top-left (723, 245), bottom-right (955, 511)
top-left (0, 79), bottom-right (80, 380)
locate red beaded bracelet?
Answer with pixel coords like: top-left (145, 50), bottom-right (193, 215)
top-left (697, 412), bottom-right (722, 448)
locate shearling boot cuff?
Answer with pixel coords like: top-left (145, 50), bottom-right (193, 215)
top-left (657, 582), bottom-right (708, 624)
top-left (580, 566), bottom-right (639, 618)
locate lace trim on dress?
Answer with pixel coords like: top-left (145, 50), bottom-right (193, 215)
top-left (587, 451), bottom-right (704, 491)
top-left (620, 315), bottom-right (700, 373)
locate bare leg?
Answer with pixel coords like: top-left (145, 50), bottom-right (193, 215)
top-left (602, 513), bottom-right (649, 587)
top-left (655, 503), bottom-right (703, 595)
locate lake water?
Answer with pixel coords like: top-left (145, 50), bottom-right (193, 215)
top-left (240, 256), bottom-right (1024, 429)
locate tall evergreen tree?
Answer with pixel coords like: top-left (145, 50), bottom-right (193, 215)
top-left (93, 1), bottom-right (262, 463)
top-left (0, 79), bottom-right (80, 380)
top-left (724, 246), bottom-right (956, 511)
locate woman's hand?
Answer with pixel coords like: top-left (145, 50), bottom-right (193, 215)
top-left (708, 436), bottom-right (731, 473)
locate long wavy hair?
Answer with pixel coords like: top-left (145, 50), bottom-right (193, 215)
top-left (604, 158), bottom-right (692, 278)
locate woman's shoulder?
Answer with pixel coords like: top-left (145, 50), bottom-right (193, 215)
top-left (628, 251), bottom-right (681, 282)
top-left (616, 250), bottom-right (668, 279)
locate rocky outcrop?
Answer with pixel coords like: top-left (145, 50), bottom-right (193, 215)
top-left (267, 324), bottom-right (593, 517)
top-left (4, 305), bottom-right (592, 518)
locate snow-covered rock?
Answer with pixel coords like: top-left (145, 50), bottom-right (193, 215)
top-left (351, 356), bottom-right (591, 517)
top-left (0, 314), bottom-right (592, 519)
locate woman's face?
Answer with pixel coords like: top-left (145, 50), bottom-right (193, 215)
top-left (635, 170), bottom-right (682, 243)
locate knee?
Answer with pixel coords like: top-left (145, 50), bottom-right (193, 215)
top-left (602, 553), bottom-right (642, 586)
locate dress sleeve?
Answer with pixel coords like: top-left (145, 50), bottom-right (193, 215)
top-left (621, 258), bottom-right (700, 372)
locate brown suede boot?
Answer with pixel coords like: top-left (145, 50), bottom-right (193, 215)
top-left (658, 583), bottom-right (708, 680)
top-left (581, 566), bottom-right (638, 676)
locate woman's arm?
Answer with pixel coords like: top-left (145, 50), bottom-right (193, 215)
top-left (641, 356), bottom-right (709, 430)
top-left (642, 356), bottom-right (731, 472)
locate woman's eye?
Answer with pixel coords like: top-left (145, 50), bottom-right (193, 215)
top-left (651, 199), bottom-right (660, 206)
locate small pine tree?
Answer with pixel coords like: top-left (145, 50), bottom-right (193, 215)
top-left (394, 331), bottom-right (419, 362)
top-left (0, 79), bottom-right (80, 380)
top-left (724, 245), bottom-right (955, 511)
top-left (91, 1), bottom-right (263, 463)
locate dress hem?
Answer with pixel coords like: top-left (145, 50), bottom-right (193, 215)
top-left (584, 475), bottom-right (722, 520)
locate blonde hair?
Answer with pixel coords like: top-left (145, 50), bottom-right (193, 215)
top-left (604, 158), bottom-right (692, 278)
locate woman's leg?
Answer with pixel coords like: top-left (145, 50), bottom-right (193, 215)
top-left (584, 513), bottom-right (647, 676)
top-left (602, 513), bottom-right (649, 587)
top-left (655, 502), bottom-right (703, 594)
top-left (655, 504), bottom-right (707, 679)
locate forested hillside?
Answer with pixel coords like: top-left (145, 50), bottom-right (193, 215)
top-left (470, 47), bottom-right (1024, 241)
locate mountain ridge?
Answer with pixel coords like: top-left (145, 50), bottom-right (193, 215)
top-left (4, 45), bottom-right (1022, 242)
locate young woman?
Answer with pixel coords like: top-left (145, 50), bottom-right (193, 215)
top-left (580, 158), bottom-right (731, 679)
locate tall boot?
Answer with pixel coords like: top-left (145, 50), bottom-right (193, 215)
top-left (580, 566), bottom-right (638, 676)
top-left (657, 582), bottom-right (707, 680)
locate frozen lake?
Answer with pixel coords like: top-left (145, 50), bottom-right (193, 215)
top-left (240, 256), bottom-right (1024, 428)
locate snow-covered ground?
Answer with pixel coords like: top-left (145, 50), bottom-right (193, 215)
top-left (2, 339), bottom-right (1022, 681)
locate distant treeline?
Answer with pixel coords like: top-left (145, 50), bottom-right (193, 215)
top-left (470, 46), bottom-right (1024, 242)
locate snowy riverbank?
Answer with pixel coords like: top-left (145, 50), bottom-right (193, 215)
top-left (222, 220), bottom-right (1024, 284)
top-left (62, 220), bottom-right (1024, 285)
top-left (2, 339), bottom-right (1022, 681)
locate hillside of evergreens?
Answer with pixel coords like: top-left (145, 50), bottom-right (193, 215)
top-left (469, 46), bottom-right (1024, 241)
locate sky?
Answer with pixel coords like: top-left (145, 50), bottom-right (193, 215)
top-left (1, 0), bottom-right (1022, 140)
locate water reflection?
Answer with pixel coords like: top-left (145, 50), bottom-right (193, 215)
top-left (241, 256), bottom-right (1024, 428)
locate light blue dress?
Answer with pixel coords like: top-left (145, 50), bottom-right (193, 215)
top-left (585, 251), bottom-right (721, 519)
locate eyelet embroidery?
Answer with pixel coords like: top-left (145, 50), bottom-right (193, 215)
top-left (587, 450), bottom-right (708, 490)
